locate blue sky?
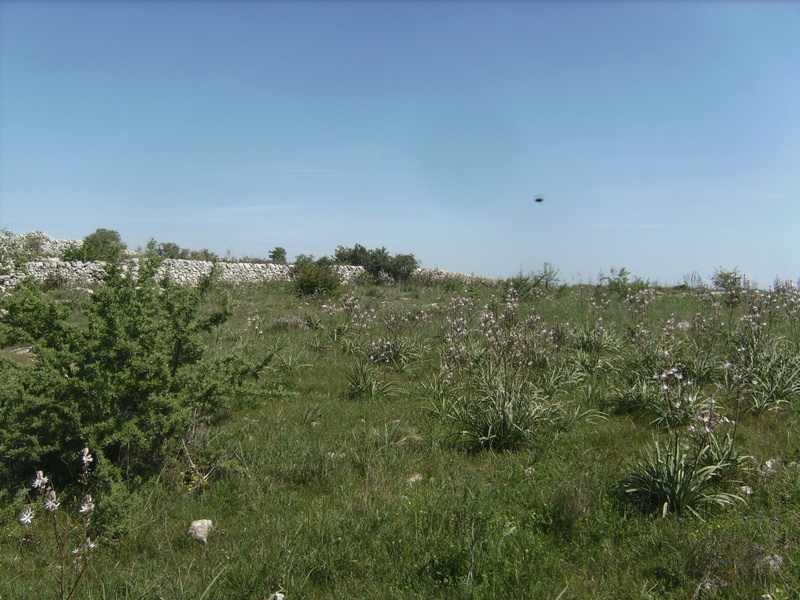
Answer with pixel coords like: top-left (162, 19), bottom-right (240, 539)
top-left (1, 1), bottom-right (798, 286)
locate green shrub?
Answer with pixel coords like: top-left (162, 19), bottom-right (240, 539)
top-left (61, 229), bottom-right (126, 263)
top-left (0, 256), bottom-right (267, 488)
top-left (291, 256), bottom-right (341, 297)
top-left (334, 243), bottom-right (419, 284)
top-left (0, 279), bottom-right (73, 347)
top-left (189, 248), bottom-right (219, 261)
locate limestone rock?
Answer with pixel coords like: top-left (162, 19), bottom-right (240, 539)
top-left (187, 519), bottom-right (214, 544)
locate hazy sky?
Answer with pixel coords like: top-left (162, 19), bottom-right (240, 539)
top-left (1, 1), bottom-right (798, 285)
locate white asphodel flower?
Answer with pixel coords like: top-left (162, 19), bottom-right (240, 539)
top-left (44, 489), bottom-right (60, 512)
top-left (79, 495), bottom-right (95, 514)
top-left (81, 447), bottom-right (94, 466)
top-left (32, 470), bottom-right (49, 489)
top-left (20, 506), bottom-right (34, 525)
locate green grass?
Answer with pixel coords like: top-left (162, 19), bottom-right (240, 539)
top-left (1, 278), bottom-right (799, 599)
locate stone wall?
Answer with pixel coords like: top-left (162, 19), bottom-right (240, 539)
top-left (0, 231), bottom-right (82, 259)
top-left (1, 258), bottom-right (499, 292)
top-left (1, 232), bottom-right (500, 291)
top-left (1, 258), bottom-right (367, 290)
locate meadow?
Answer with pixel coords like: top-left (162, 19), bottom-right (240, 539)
top-left (0, 259), bottom-right (798, 600)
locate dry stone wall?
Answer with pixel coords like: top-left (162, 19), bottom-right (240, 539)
top-left (2, 259), bottom-right (498, 292)
top-left (1, 232), bottom-right (500, 291)
top-left (1, 259), bottom-right (365, 290)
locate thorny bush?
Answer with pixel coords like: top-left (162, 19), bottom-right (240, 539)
top-left (0, 256), bottom-right (270, 491)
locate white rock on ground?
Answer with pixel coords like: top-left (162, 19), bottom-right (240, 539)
top-left (187, 519), bottom-right (214, 544)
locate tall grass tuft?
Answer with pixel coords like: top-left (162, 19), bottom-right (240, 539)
top-left (622, 435), bottom-right (744, 519)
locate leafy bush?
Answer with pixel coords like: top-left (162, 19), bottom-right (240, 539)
top-left (711, 267), bottom-right (743, 293)
top-left (61, 229), bottom-right (126, 263)
top-left (0, 280), bottom-right (73, 347)
top-left (291, 255), bottom-right (341, 297)
top-left (0, 256), bottom-right (267, 487)
top-left (334, 243), bottom-right (419, 284)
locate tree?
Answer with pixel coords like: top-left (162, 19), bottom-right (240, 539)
top-left (269, 247), bottom-right (287, 264)
top-left (62, 229), bottom-right (126, 263)
top-left (153, 241), bottom-right (189, 259)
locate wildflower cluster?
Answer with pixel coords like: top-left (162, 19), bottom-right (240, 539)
top-left (623, 287), bottom-right (657, 318)
top-left (368, 337), bottom-right (396, 365)
top-left (244, 311), bottom-right (263, 335)
top-left (322, 293), bottom-right (376, 330)
top-left (361, 307), bottom-right (429, 369)
top-left (433, 289), bottom-right (594, 451)
top-left (368, 336), bottom-right (416, 367)
top-left (687, 395), bottom-right (733, 439)
top-left (381, 306), bottom-right (431, 337)
top-left (18, 448), bottom-right (96, 600)
top-left (690, 309), bottom-right (723, 346)
top-left (647, 361), bottom-right (715, 431)
top-left (479, 302), bottom-right (560, 372)
top-left (440, 295), bottom-right (478, 380)
top-left (773, 278), bottom-right (800, 347)
top-left (653, 367), bottom-right (708, 428)
top-left (738, 291), bottom-right (775, 342)
top-left (661, 313), bottom-right (682, 342)
top-left (773, 278), bottom-right (800, 320)
top-left (478, 292), bottom-right (527, 364)
top-left (441, 290), bottom-right (572, 388)
top-left (589, 296), bottom-right (612, 314)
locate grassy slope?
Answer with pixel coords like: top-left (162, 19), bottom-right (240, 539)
top-left (1, 281), bottom-right (798, 599)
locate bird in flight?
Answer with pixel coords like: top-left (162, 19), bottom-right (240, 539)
top-left (534, 196), bottom-right (544, 203)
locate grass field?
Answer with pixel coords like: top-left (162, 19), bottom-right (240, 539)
top-left (1, 272), bottom-right (798, 599)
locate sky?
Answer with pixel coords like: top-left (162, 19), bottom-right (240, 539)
top-left (1, 1), bottom-right (798, 286)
